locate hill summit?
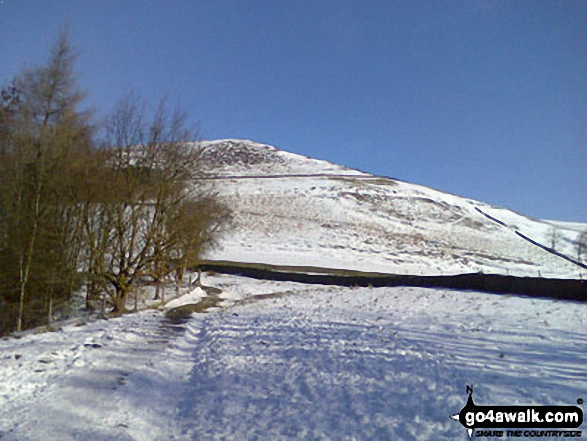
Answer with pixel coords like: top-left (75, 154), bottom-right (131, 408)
top-left (197, 139), bottom-right (586, 279)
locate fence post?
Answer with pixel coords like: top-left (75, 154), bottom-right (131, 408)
top-left (46, 293), bottom-right (53, 330)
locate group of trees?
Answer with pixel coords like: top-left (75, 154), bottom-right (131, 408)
top-left (0, 32), bottom-right (230, 334)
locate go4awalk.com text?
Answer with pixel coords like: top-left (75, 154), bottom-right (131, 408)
top-left (451, 386), bottom-right (583, 438)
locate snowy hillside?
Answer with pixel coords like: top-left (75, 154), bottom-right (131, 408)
top-left (197, 140), bottom-right (586, 279)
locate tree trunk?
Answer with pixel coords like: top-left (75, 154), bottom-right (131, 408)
top-left (153, 278), bottom-right (161, 300)
top-left (47, 290), bottom-right (53, 330)
top-left (195, 268), bottom-right (202, 288)
top-left (112, 287), bottom-right (129, 313)
top-left (101, 294), bottom-right (106, 318)
top-left (17, 195), bottom-right (41, 331)
top-left (86, 277), bottom-right (95, 310)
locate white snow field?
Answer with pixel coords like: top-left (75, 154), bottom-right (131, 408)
top-left (1, 274), bottom-right (586, 440)
top-left (198, 140), bottom-right (586, 279)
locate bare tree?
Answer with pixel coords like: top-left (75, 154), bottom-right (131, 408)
top-left (82, 94), bottom-right (230, 312)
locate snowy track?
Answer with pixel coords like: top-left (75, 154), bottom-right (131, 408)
top-left (169, 288), bottom-right (587, 440)
top-left (172, 308), bottom-right (454, 439)
top-left (1, 280), bottom-right (586, 440)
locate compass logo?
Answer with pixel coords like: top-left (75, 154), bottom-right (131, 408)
top-left (450, 385), bottom-right (583, 438)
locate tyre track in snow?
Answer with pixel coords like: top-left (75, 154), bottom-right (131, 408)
top-left (171, 305), bottom-right (463, 439)
top-left (166, 287), bottom-right (587, 440)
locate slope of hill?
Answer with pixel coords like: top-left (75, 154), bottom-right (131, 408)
top-left (196, 139), bottom-right (586, 279)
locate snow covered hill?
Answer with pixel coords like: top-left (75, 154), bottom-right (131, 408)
top-left (196, 139), bottom-right (586, 279)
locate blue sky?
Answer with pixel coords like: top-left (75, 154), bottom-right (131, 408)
top-left (1, 0), bottom-right (585, 221)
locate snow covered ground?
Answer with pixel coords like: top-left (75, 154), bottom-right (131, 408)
top-left (1, 274), bottom-right (585, 440)
top-left (197, 140), bottom-right (587, 279)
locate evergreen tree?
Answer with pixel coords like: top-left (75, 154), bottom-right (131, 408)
top-left (0, 31), bottom-right (92, 332)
